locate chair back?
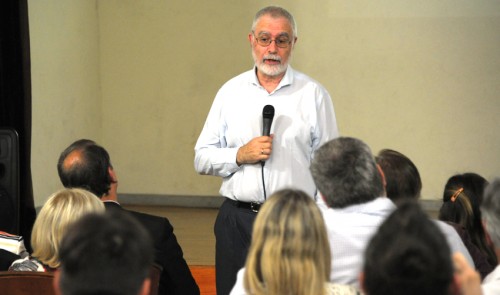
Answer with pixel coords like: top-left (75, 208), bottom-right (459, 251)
top-left (0, 271), bottom-right (55, 295)
top-left (0, 264), bottom-right (162, 295)
top-left (0, 128), bottom-right (20, 234)
top-left (189, 265), bottom-right (216, 295)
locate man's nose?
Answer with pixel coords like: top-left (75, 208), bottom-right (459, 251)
top-left (267, 41), bottom-right (278, 53)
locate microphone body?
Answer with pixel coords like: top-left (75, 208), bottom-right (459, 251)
top-left (262, 105), bottom-right (275, 136)
top-left (261, 105), bottom-right (274, 167)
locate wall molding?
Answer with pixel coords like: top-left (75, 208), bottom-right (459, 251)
top-left (118, 193), bottom-right (224, 208)
top-left (36, 195), bottom-right (442, 214)
top-left (118, 193), bottom-right (442, 212)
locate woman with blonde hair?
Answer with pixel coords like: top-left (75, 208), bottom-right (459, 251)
top-left (230, 189), bottom-right (360, 295)
top-left (10, 188), bottom-right (104, 271)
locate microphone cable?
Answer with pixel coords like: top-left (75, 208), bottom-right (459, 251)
top-left (261, 161), bottom-right (267, 200)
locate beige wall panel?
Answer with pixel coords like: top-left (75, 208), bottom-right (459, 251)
top-left (29, 0), bottom-right (102, 206)
top-left (30, 0), bottom-right (499, 205)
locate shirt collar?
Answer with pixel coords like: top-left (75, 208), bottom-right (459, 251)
top-left (103, 200), bottom-right (121, 206)
top-left (334, 197), bottom-right (396, 215)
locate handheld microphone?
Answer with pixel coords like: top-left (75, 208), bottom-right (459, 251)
top-left (262, 105), bottom-right (275, 136)
top-left (261, 105), bottom-right (274, 168)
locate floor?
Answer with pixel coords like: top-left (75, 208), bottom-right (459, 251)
top-left (123, 205), bottom-right (218, 266)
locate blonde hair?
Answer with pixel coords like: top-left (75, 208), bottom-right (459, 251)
top-left (31, 188), bottom-right (105, 268)
top-left (244, 189), bottom-right (331, 295)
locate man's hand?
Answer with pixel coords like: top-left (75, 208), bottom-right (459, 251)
top-left (453, 253), bottom-right (483, 295)
top-left (236, 135), bottom-right (273, 165)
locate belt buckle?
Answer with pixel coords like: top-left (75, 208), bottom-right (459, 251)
top-left (250, 202), bottom-right (260, 213)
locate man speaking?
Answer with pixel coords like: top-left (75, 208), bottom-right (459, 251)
top-left (194, 6), bottom-right (338, 295)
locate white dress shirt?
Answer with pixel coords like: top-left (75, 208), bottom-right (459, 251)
top-left (229, 268), bottom-right (361, 295)
top-left (320, 197), bottom-right (396, 287)
top-left (194, 66), bottom-right (338, 202)
top-left (320, 197), bottom-right (474, 288)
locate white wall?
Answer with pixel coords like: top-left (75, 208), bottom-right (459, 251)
top-left (30, 0), bottom-right (500, 206)
top-left (29, 0), bottom-right (102, 205)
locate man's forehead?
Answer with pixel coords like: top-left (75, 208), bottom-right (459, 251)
top-left (254, 15), bottom-right (293, 35)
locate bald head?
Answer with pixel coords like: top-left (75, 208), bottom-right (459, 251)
top-left (62, 150), bottom-right (84, 170)
top-left (57, 139), bottom-right (113, 198)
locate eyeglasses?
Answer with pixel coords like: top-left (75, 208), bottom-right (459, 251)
top-left (253, 34), bottom-right (292, 48)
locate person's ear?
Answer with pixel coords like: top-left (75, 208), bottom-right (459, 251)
top-left (53, 269), bottom-right (62, 295)
top-left (108, 167), bottom-right (117, 182)
top-left (359, 271), bottom-right (367, 294)
top-left (482, 220), bottom-right (494, 246)
top-left (319, 192), bottom-right (329, 207)
top-left (449, 274), bottom-right (461, 295)
top-left (139, 278), bottom-right (151, 295)
top-left (376, 164), bottom-right (387, 188)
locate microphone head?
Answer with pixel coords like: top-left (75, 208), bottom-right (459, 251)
top-left (263, 105), bottom-right (275, 119)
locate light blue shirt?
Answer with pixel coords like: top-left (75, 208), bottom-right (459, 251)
top-left (320, 197), bottom-right (474, 287)
top-left (194, 66), bottom-right (338, 202)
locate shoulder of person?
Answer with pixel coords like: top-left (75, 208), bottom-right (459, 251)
top-left (327, 283), bottom-right (364, 295)
top-left (9, 256), bottom-right (45, 272)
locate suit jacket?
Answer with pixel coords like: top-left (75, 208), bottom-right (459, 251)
top-left (104, 201), bottom-right (199, 295)
top-left (0, 249), bottom-right (20, 271)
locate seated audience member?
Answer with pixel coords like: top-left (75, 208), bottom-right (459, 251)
top-left (57, 139), bottom-right (199, 295)
top-left (230, 189), bottom-right (361, 295)
top-left (375, 149), bottom-right (422, 205)
top-left (439, 172), bottom-right (497, 276)
top-left (480, 179), bottom-right (500, 294)
top-left (361, 200), bottom-right (455, 295)
top-left (0, 249), bottom-right (20, 270)
top-left (376, 148), bottom-right (488, 276)
top-left (309, 137), bottom-right (473, 287)
top-left (9, 188), bottom-right (104, 271)
top-left (54, 211), bottom-right (154, 295)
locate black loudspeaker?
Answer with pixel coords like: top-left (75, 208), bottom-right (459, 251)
top-left (0, 129), bottom-right (19, 234)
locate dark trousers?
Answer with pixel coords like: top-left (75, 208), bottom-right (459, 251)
top-left (214, 198), bottom-right (257, 295)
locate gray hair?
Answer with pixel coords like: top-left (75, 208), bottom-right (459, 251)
top-left (310, 137), bottom-right (384, 208)
top-left (481, 178), bottom-right (500, 248)
top-left (251, 6), bottom-right (297, 37)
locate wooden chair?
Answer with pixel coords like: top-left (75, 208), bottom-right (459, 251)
top-left (189, 265), bottom-right (216, 295)
top-left (0, 271), bottom-right (55, 295)
top-left (0, 264), bottom-right (161, 295)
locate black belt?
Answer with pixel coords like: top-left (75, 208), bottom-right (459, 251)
top-left (226, 198), bottom-right (262, 213)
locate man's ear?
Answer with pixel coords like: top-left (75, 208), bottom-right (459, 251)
top-left (291, 36), bottom-right (298, 49)
top-left (108, 167), bottom-right (117, 182)
top-left (319, 192), bottom-right (329, 207)
top-left (450, 272), bottom-right (461, 295)
top-left (139, 278), bottom-right (151, 295)
top-left (53, 269), bottom-right (62, 295)
top-left (376, 164), bottom-right (387, 188)
top-left (359, 271), bottom-right (366, 294)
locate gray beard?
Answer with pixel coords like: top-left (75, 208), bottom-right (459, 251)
top-left (252, 51), bottom-right (291, 77)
